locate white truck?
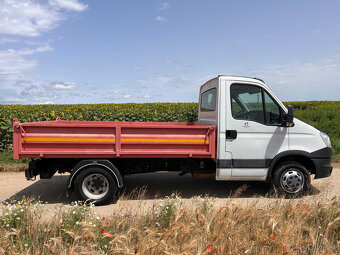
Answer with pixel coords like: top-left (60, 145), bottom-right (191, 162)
top-left (15, 75), bottom-right (333, 204)
top-left (198, 75), bottom-right (332, 194)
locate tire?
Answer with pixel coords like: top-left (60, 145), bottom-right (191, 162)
top-left (272, 161), bottom-right (311, 197)
top-left (74, 167), bottom-right (118, 205)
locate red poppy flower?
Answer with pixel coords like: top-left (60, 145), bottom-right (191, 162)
top-left (101, 229), bottom-right (106, 234)
top-left (206, 246), bottom-right (212, 253)
top-left (269, 234), bottom-right (275, 240)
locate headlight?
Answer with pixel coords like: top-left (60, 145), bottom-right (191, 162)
top-left (320, 132), bottom-right (332, 148)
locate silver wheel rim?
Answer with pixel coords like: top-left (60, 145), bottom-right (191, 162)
top-left (82, 173), bottom-right (109, 200)
top-left (280, 169), bottom-right (304, 194)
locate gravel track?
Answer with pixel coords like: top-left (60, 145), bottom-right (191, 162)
top-left (0, 164), bottom-right (339, 217)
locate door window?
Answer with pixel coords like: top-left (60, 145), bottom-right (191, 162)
top-left (231, 85), bottom-right (265, 124)
top-left (230, 84), bottom-right (282, 125)
top-left (263, 91), bottom-right (281, 125)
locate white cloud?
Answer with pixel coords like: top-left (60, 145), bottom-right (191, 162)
top-left (144, 94), bottom-right (151, 98)
top-left (0, 0), bottom-right (87, 104)
top-left (51, 81), bottom-right (77, 90)
top-left (0, 37), bottom-right (19, 43)
top-left (159, 2), bottom-right (169, 10)
top-left (1, 97), bottom-right (27, 104)
top-left (156, 16), bottom-right (167, 22)
top-left (0, 45), bottom-right (53, 86)
top-left (25, 40), bottom-right (49, 46)
top-left (42, 101), bottom-right (54, 104)
top-left (49, 0), bottom-right (87, 12)
top-left (0, 0), bottom-right (87, 37)
top-left (250, 55), bottom-right (340, 100)
top-left (124, 95), bottom-right (131, 99)
top-left (17, 45), bottom-right (54, 55)
top-left (165, 59), bottom-right (172, 64)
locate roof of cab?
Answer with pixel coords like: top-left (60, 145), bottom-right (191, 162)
top-left (200, 75), bottom-right (267, 90)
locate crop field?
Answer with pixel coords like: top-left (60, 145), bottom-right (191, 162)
top-left (0, 101), bottom-right (339, 155)
top-left (0, 196), bottom-right (340, 254)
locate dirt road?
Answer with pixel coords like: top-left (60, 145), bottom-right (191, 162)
top-left (0, 164), bottom-right (339, 217)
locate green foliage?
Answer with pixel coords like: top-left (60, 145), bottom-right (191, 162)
top-left (0, 199), bottom-right (30, 230)
top-left (0, 150), bottom-right (29, 164)
top-left (0, 101), bottom-right (339, 154)
top-left (285, 101), bottom-right (340, 154)
top-left (154, 194), bottom-right (182, 228)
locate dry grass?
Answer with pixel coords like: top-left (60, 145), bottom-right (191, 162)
top-left (1, 196), bottom-right (340, 255)
top-left (0, 163), bottom-right (27, 172)
top-left (333, 154), bottom-right (340, 163)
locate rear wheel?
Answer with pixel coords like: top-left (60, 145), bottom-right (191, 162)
top-left (272, 161), bottom-right (311, 197)
top-left (74, 167), bottom-right (118, 205)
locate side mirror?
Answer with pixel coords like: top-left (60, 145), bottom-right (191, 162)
top-left (283, 105), bottom-right (294, 127)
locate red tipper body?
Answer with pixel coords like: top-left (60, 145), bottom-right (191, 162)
top-left (12, 118), bottom-right (216, 160)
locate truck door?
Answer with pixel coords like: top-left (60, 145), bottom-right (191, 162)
top-left (224, 83), bottom-right (289, 180)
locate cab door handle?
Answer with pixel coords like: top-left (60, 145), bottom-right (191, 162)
top-left (226, 130), bottom-right (237, 139)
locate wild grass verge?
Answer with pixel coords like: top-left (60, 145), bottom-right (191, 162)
top-left (0, 150), bottom-right (29, 172)
top-left (0, 196), bottom-right (339, 254)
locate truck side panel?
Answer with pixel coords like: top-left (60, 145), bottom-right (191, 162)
top-left (13, 120), bottom-right (216, 159)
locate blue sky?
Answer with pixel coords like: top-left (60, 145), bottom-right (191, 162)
top-left (0, 0), bottom-right (340, 104)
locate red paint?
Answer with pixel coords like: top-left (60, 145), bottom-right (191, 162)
top-left (13, 119), bottom-right (216, 160)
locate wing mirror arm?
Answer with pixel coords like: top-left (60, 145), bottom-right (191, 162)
top-left (282, 105), bottom-right (294, 127)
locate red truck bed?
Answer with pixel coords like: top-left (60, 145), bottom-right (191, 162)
top-left (13, 118), bottom-right (216, 159)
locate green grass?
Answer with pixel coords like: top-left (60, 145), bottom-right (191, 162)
top-left (0, 150), bottom-right (29, 172)
top-left (0, 150), bottom-right (29, 164)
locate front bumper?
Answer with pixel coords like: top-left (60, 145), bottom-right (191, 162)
top-left (311, 147), bottom-right (333, 179)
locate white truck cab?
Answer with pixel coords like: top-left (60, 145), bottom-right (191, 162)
top-left (198, 75), bottom-right (333, 195)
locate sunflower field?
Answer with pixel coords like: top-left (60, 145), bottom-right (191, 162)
top-left (0, 101), bottom-right (339, 154)
top-left (0, 103), bottom-right (198, 151)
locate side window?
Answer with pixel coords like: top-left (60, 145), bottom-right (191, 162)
top-left (200, 88), bottom-right (216, 112)
top-left (230, 84), bottom-right (282, 125)
top-left (264, 91), bottom-right (281, 125)
top-left (231, 84), bottom-right (265, 124)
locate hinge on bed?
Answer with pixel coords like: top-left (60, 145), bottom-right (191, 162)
top-left (205, 127), bottom-right (213, 143)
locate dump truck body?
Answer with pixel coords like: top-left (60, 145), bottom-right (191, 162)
top-left (13, 119), bottom-right (216, 159)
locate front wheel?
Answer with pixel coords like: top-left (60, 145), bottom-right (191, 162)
top-left (272, 161), bottom-right (311, 197)
top-left (74, 167), bottom-right (118, 205)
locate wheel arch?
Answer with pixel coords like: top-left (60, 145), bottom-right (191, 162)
top-left (67, 159), bottom-right (124, 193)
top-left (267, 151), bottom-right (316, 181)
